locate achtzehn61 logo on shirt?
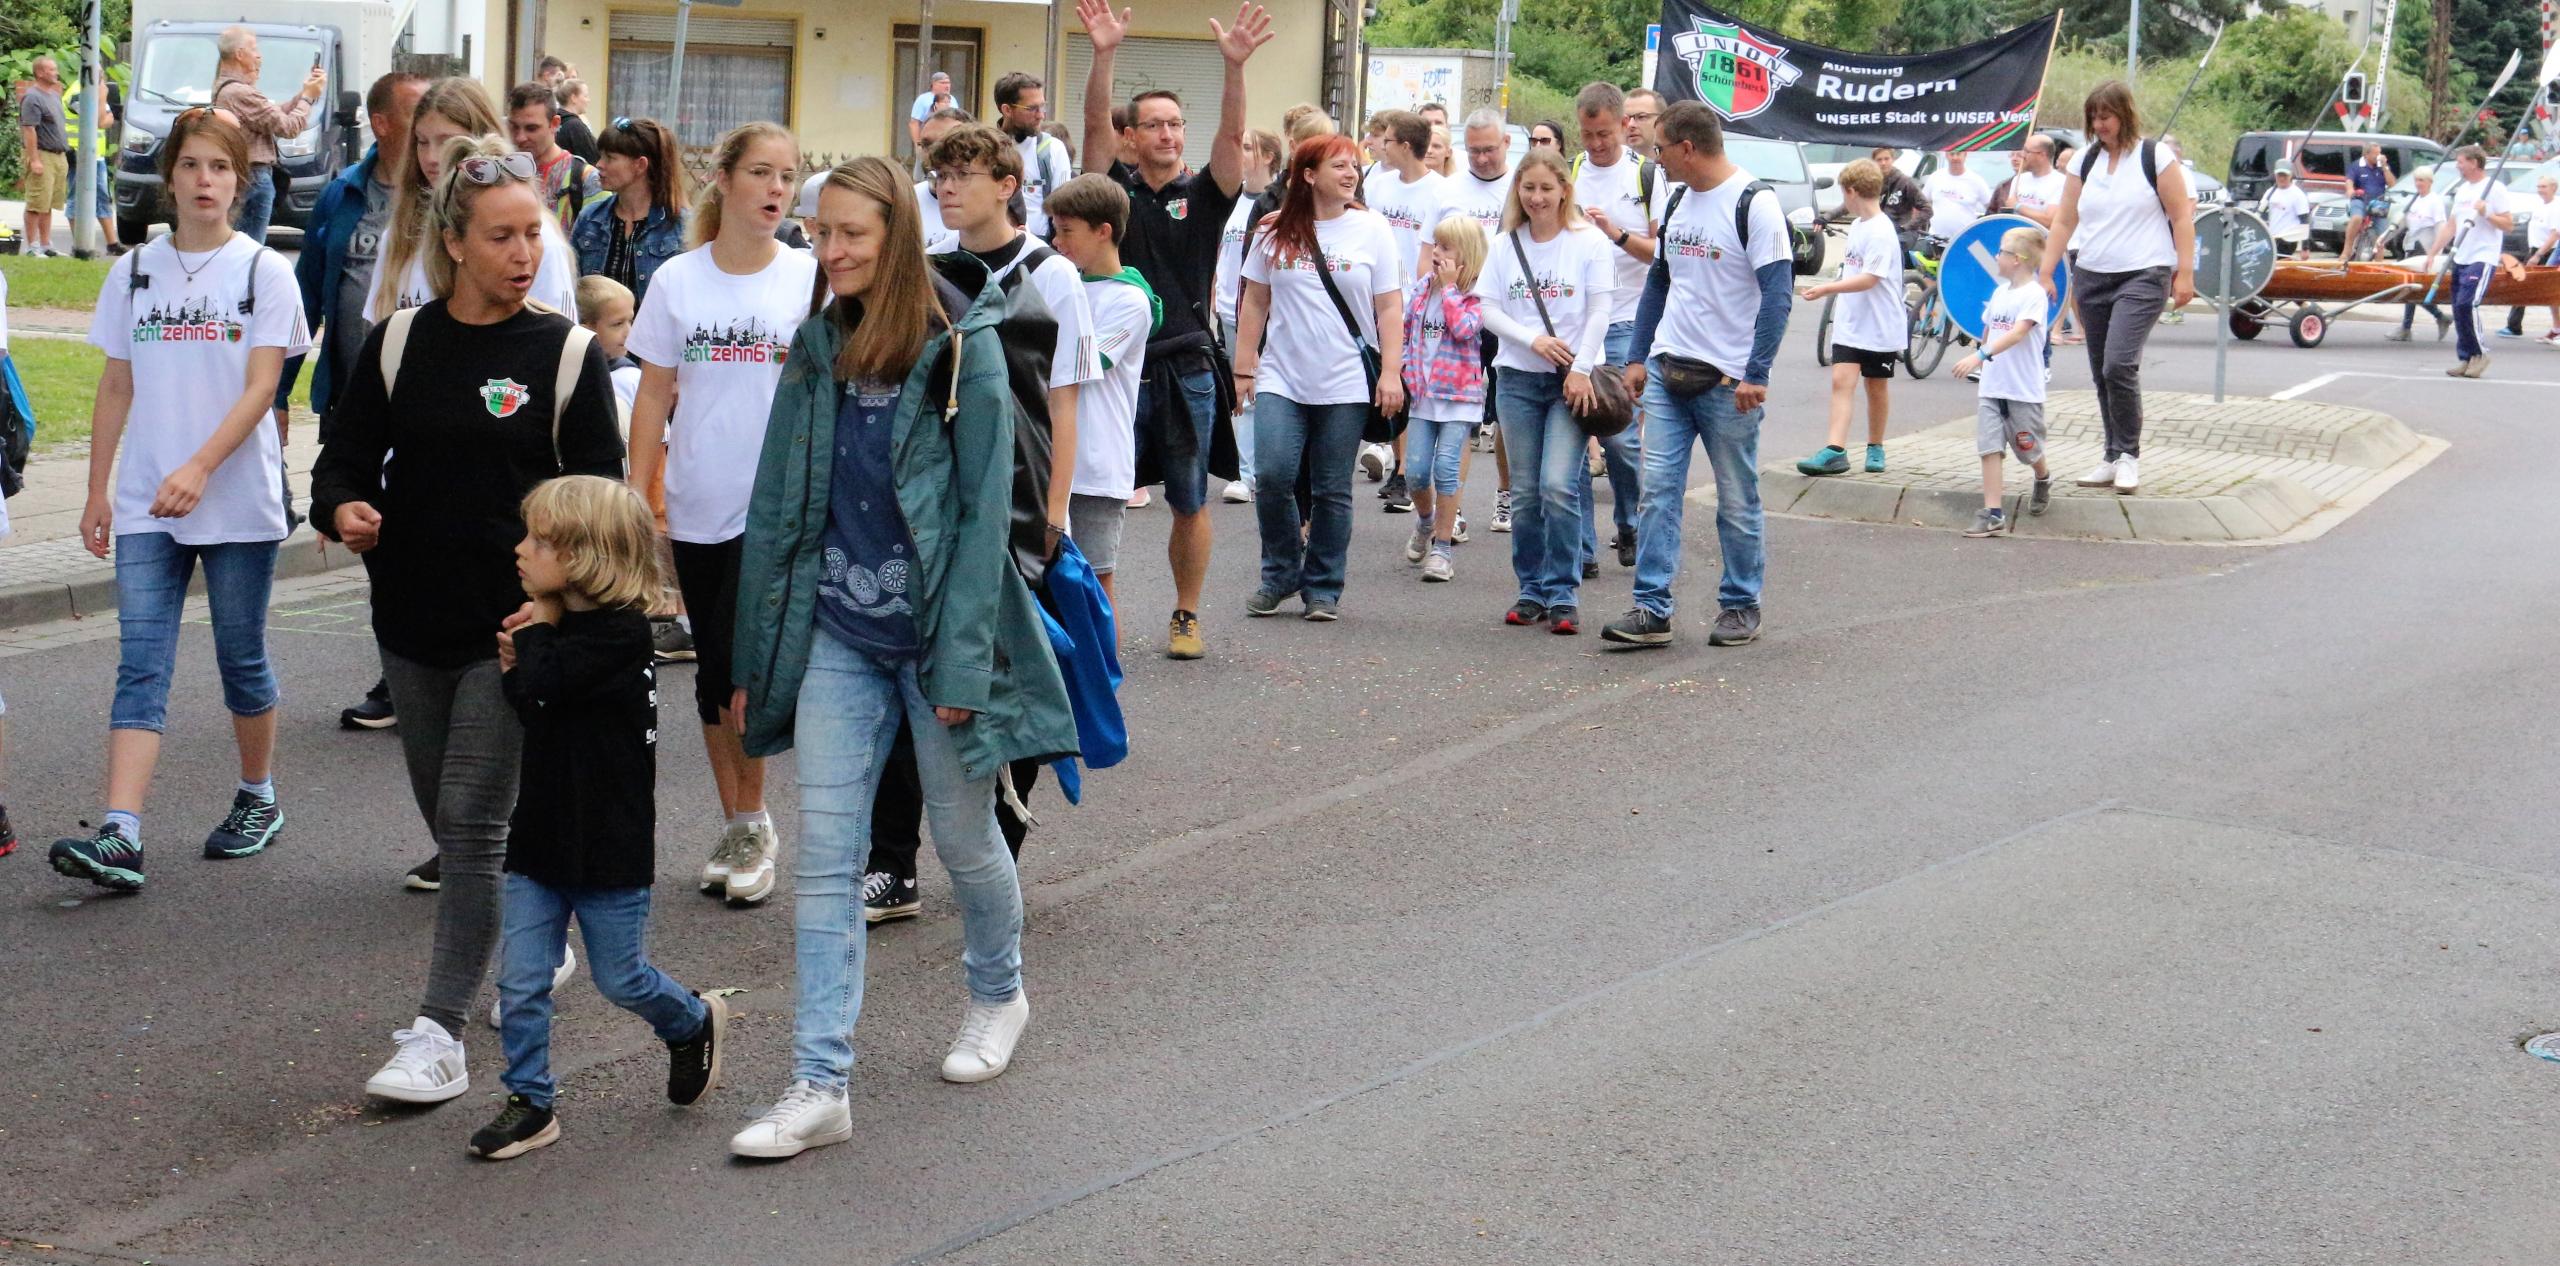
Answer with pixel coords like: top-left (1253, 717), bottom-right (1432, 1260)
top-left (130, 296), bottom-right (245, 344)
top-left (683, 319), bottom-right (791, 365)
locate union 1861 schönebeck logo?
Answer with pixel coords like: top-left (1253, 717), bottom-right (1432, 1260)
top-left (1672, 18), bottom-right (1803, 124)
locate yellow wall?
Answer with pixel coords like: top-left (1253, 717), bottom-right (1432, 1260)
top-left (522, 0), bottom-right (1324, 158)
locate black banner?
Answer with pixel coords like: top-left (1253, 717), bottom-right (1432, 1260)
top-left (1652, 3), bottom-right (2061, 151)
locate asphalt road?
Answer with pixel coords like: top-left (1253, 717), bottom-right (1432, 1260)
top-left (6, 310), bottom-right (2560, 1265)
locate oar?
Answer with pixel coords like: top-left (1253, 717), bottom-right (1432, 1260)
top-left (2160, 22), bottom-right (2225, 139)
top-left (2418, 50), bottom-right (2526, 306)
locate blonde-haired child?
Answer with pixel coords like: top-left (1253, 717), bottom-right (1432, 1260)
top-left (574, 275), bottom-right (640, 434)
top-left (1796, 156), bottom-right (1901, 476)
top-left (1952, 225), bottom-right (2054, 537)
top-left (471, 475), bottom-right (726, 1160)
top-left (1399, 215), bottom-right (1489, 581)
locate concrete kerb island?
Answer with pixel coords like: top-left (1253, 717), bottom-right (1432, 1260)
top-left (1753, 391), bottom-right (2447, 545)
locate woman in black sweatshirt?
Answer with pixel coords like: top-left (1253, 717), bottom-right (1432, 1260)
top-left (310, 136), bottom-right (623, 1106)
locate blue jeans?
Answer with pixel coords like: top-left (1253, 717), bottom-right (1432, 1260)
top-left (790, 633), bottom-right (1021, 1091)
top-left (1579, 321), bottom-right (1642, 564)
top-left (111, 533), bottom-right (280, 732)
top-left (1251, 393), bottom-right (1368, 605)
top-left (1222, 318), bottom-right (1256, 491)
top-left (498, 873), bottom-right (706, 1109)
top-left (1496, 370), bottom-right (1586, 609)
top-left (1402, 412), bottom-right (1468, 498)
top-left (2451, 261), bottom-right (2491, 362)
top-left (1136, 356), bottom-right (1219, 514)
top-left (1633, 371), bottom-right (1765, 617)
top-left (234, 164), bottom-right (276, 245)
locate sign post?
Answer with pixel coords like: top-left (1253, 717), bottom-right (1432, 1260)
top-left (1641, 24), bottom-right (1661, 97)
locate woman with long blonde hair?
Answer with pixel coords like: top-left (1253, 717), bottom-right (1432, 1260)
top-left (367, 77), bottom-right (581, 323)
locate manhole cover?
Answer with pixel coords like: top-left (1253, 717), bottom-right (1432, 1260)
top-left (2524, 1033), bottom-right (2560, 1063)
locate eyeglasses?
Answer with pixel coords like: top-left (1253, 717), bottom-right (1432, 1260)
top-left (458, 152), bottom-right (538, 185)
top-left (1005, 102), bottom-right (1049, 115)
top-left (930, 166), bottom-right (993, 186)
top-left (1625, 111), bottom-right (1659, 124)
top-left (1132, 118), bottom-right (1185, 134)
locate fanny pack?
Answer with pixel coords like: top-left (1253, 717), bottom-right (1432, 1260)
top-left (1653, 354), bottom-right (1726, 399)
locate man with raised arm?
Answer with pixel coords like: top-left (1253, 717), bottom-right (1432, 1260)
top-left (1077, 0), bottom-right (1272, 662)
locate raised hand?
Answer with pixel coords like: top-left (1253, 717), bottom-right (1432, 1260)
top-left (1211, 2), bottom-right (1274, 65)
top-left (1078, 0), bottom-right (1130, 52)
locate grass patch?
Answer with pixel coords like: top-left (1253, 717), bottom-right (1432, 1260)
top-left (6, 337), bottom-right (313, 451)
top-left (2, 253), bottom-right (116, 310)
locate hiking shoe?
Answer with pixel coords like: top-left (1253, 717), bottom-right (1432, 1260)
top-left (1865, 444), bottom-right (1886, 473)
top-left (1708, 606), bottom-right (1762, 646)
top-left (1797, 445), bottom-right (1850, 476)
top-left (467, 1094), bottom-right (559, 1160)
top-left (941, 991), bottom-right (1031, 1083)
top-left (1405, 523), bottom-right (1432, 563)
top-left (1490, 491), bottom-right (1514, 532)
top-left (2384, 327), bottom-right (2413, 342)
top-left (365, 1016), bottom-right (469, 1103)
top-left (666, 992), bottom-right (728, 1106)
top-left (339, 678), bottom-right (396, 730)
top-left (1452, 513), bottom-right (1470, 544)
top-left (862, 870), bottom-right (921, 923)
top-left (1612, 529), bottom-right (1637, 568)
top-left (1167, 610), bottom-right (1205, 660)
top-left (1359, 444), bottom-right (1389, 482)
top-left (1382, 474), bottom-right (1413, 513)
top-left (405, 854), bottom-right (442, 891)
top-left (731, 1081), bottom-right (853, 1159)
top-left (651, 618), bottom-right (697, 663)
top-left (1245, 589), bottom-right (1287, 617)
top-left (1964, 506), bottom-right (2008, 537)
top-left (1302, 599), bottom-right (1341, 622)
top-left (1548, 606), bottom-right (1580, 635)
top-left (723, 821), bottom-right (779, 907)
top-left (49, 823), bottom-right (144, 892)
top-left (1599, 607), bottom-right (1673, 647)
top-left (1505, 599), bottom-right (1546, 626)
top-left (0, 803), bottom-right (17, 859)
top-left (203, 790), bottom-right (283, 859)
top-left (1421, 551), bottom-right (1454, 582)
top-left (2031, 478), bottom-right (2052, 515)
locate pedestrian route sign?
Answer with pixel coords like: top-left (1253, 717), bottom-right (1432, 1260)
top-left (1941, 213), bottom-right (2068, 340)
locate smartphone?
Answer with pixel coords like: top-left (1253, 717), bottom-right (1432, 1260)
top-left (311, 53), bottom-right (324, 72)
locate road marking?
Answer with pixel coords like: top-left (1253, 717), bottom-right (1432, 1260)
top-left (2296, 368), bottom-right (2560, 391)
top-left (2272, 372), bottom-right (2343, 400)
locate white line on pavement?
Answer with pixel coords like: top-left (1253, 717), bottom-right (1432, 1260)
top-left (2285, 369), bottom-right (2560, 394)
top-left (2272, 372), bottom-right (2343, 400)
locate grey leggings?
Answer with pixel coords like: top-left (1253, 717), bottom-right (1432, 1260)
top-left (2070, 263), bottom-right (2172, 461)
top-left (381, 649), bottom-right (524, 1036)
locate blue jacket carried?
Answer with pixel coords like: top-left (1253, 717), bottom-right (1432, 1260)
top-left (571, 194), bottom-right (687, 305)
top-left (292, 147), bottom-right (383, 421)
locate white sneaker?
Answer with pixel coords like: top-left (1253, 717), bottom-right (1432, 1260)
top-left (1126, 488), bottom-right (1152, 509)
top-left (490, 941), bottom-right (580, 1029)
top-left (1421, 551), bottom-right (1454, 582)
top-left (729, 1080), bottom-right (853, 1159)
top-left (1221, 480), bottom-right (1252, 503)
top-left (2074, 460), bottom-right (2118, 488)
top-left (699, 824), bottom-right (744, 893)
top-left (365, 1016), bottom-right (469, 1103)
top-left (1473, 421), bottom-right (1496, 452)
top-left (1490, 490), bottom-right (1514, 533)
top-left (2112, 455), bottom-right (2140, 494)
top-left (723, 820), bottom-right (780, 906)
top-left (1404, 522), bottom-right (1431, 563)
top-left (940, 991), bottom-right (1031, 1083)
top-left (1452, 512), bottom-right (1470, 544)
top-left (1358, 443), bottom-right (1388, 482)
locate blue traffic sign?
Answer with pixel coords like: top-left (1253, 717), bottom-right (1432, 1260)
top-left (1941, 213), bottom-right (2069, 341)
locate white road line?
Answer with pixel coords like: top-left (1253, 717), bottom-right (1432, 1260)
top-left (2285, 369), bottom-right (2560, 394)
top-left (2272, 372), bottom-right (2343, 400)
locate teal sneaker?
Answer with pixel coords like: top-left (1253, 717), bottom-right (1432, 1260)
top-left (1796, 445), bottom-right (1850, 476)
top-left (1865, 444), bottom-right (1886, 473)
top-left (204, 790), bottom-right (284, 859)
top-left (51, 823), bottom-right (144, 891)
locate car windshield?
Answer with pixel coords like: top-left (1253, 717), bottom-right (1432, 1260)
top-left (1800, 143), bottom-right (1872, 165)
top-left (1728, 137), bottom-right (1806, 183)
top-left (137, 32), bottom-right (321, 113)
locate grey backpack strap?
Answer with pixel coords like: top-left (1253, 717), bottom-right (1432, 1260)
top-left (378, 307), bottom-right (420, 398)
top-left (552, 323), bottom-right (595, 471)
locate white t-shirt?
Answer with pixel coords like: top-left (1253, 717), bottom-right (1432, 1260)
top-left (1214, 194), bottom-right (1260, 326)
top-left (1016, 132), bottom-right (1076, 239)
top-left (366, 215), bottom-right (582, 323)
top-left (2260, 185), bottom-right (2310, 238)
top-left (1652, 172), bottom-right (1791, 381)
top-left (2009, 168), bottom-right (2067, 222)
top-left (86, 235), bottom-right (310, 545)
top-left (627, 244), bottom-right (822, 543)
top-left (915, 180), bottom-right (958, 254)
top-left (1472, 223), bottom-right (1615, 374)
top-left (2530, 198), bottom-right (2560, 254)
top-left (1443, 166), bottom-right (1514, 237)
top-left (609, 362), bottom-right (641, 439)
top-left (1074, 274), bottom-right (1152, 499)
top-left (1361, 166), bottom-right (1448, 280)
top-left (1833, 213), bottom-right (1906, 354)
top-left (1978, 279), bottom-right (2047, 405)
top-left (1574, 153), bottom-right (1671, 324)
top-left (964, 242), bottom-right (1103, 391)
top-left (2447, 177), bottom-right (2513, 267)
top-left (2402, 192), bottom-right (2447, 256)
top-left (2071, 149), bottom-right (2177, 273)
top-left (1924, 168), bottom-right (1991, 240)
top-left (1241, 208), bottom-right (1406, 406)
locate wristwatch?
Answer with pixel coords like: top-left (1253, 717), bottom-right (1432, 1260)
top-left (1614, 229), bottom-right (1630, 248)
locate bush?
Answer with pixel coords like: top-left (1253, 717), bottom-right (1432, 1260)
top-left (2037, 47), bottom-right (2250, 180)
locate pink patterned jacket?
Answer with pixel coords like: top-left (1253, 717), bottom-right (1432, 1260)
top-left (1401, 283), bottom-right (1486, 410)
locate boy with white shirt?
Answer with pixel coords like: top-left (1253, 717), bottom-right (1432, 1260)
top-left (1049, 173), bottom-right (1161, 605)
top-left (2260, 167), bottom-right (2310, 257)
top-left (1924, 150), bottom-right (1991, 242)
top-left (1952, 225), bottom-right (2055, 537)
top-left (1570, 81), bottom-right (1667, 571)
top-left (1358, 108), bottom-right (1447, 511)
top-left (1793, 160), bottom-right (1900, 477)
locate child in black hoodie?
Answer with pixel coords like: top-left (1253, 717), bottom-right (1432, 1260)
top-left (470, 475), bottom-right (726, 1160)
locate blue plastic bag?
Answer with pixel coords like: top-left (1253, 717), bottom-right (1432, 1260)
top-left (1033, 538), bottom-right (1126, 804)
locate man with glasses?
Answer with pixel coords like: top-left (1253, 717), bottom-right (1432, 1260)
top-left (995, 72), bottom-right (1076, 238)
top-left (1623, 89), bottom-right (1665, 161)
top-left (1077, 0), bottom-right (1273, 662)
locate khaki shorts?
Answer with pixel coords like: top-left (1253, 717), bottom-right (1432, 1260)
top-left (23, 149), bottom-right (69, 214)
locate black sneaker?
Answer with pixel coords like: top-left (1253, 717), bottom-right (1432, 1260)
top-left (1613, 530), bottom-right (1637, 568)
top-left (1548, 606), bottom-right (1580, 636)
top-left (1708, 606), bottom-right (1762, 646)
top-left (2030, 478), bottom-right (2052, 516)
top-left (1600, 608), bottom-right (1673, 647)
top-left (1302, 599), bottom-right (1341, 622)
top-left (1504, 599), bottom-right (1546, 626)
top-left (404, 854), bottom-right (442, 892)
top-left (340, 678), bottom-right (396, 730)
top-left (467, 1094), bottom-right (560, 1160)
top-left (0, 803), bottom-right (16, 859)
top-left (203, 790), bottom-right (284, 859)
top-left (50, 823), bottom-right (144, 891)
top-left (863, 870), bottom-right (921, 923)
top-left (1582, 559), bottom-right (1601, 580)
top-left (651, 618), bottom-right (697, 663)
top-left (666, 992), bottom-right (728, 1105)
top-left (1381, 474), bottom-right (1413, 513)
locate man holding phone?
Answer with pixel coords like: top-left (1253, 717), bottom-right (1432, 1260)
top-left (210, 25), bottom-right (328, 243)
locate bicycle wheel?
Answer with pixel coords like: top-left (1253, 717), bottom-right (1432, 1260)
top-left (1903, 279), bottom-right (1950, 379)
top-left (1815, 292), bottom-right (1837, 366)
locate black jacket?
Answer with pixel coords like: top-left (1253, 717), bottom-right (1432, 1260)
top-left (502, 608), bottom-right (659, 889)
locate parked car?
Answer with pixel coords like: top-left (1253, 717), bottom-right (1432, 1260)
top-left (2227, 130), bottom-right (2443, 205)
top-left (1727, 134), bottom-right (1829, 228)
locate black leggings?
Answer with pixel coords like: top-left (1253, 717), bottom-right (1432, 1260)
top-left (868, 720), bottom-right (1037, 882)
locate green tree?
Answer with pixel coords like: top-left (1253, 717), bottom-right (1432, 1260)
top-left (2205, 8), bottom-right (2365, 126)
top-left (1888, 0), bottom-right (1993, 52)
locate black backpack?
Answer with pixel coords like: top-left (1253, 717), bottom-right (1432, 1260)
top-left (932, 243), bottom-right (1065, 590)
top-left (2078, 139), bottom-right (2161, 195)
top-left (1662, 181), bottom-right (1824, 277)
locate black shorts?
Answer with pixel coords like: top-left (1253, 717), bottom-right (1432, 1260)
top-left (669, 536), bottom-right (744, 727)
top-left (1833, 344), bottom-right (1898, 379)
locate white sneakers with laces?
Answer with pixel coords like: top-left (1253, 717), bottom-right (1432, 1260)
top-left (2075, 459), bottom-right (2118, 488)
top-left (2111, 455), bottom-right (2140, 494)
top-left (365, 1016), bottom-right (470, 1103)
top-left (729, 1080), bottom-right (854, 1159)
top-left (941, 991), bottom-right (1031, 1083)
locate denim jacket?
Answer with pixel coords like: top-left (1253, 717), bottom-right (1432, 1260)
top-left (292, 148), bottom-right (381, 420)
top-left (1400, 283), bottom-right (1486, 409)
top-left (570, 194), bottom-right (686, 304)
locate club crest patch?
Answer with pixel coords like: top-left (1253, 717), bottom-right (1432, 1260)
top-left (480, 378), bottom-right (530, 418)
top-left (1166, 197), bottom-right (1190, 221)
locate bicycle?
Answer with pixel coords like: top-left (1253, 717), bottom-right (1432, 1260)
top-left (1814, 231), bottom-right (1958, 379)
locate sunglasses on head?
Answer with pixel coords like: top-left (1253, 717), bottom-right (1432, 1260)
top-left (611, 116), bottom-right (651, 135)
top-left (458, 152), bottom-right (538, 185)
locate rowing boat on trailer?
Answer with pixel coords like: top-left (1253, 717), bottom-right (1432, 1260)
top-left (2264, 260), bottom-right (2560, 306)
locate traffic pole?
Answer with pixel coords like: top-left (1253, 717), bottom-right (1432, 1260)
top-left (72, 0), bottom-right (103, 257)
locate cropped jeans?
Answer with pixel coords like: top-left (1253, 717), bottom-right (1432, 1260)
top-left (110, 532), bottom-right (280, 732)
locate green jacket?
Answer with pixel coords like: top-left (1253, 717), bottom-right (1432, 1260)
top-left (730, 283), bottom-right (1078, 784)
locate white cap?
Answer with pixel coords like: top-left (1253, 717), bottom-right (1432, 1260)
top-left (795, 170), bottom-right (829, 219)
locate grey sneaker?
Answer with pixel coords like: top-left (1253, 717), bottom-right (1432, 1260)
top-left (1707, 606), bottom-right (1762, 646)
top-left (1405, 522), bottom-right (1432, 563)
top-left (1245, 589), bottom-right (1287, 617)
top-left (1964, 506), bottom-right (2008, 537)
top-left (1599, 607), bottom-right (1673, 647)
top-left (2384, 327), bottom-right (2413, 342)
top-left (2030, 478), bottom-right (2052, 515)
top-left (1302, 598), bottom-right (1341, 622)
top-left (1421, 550), bottom-right (1454, 582)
